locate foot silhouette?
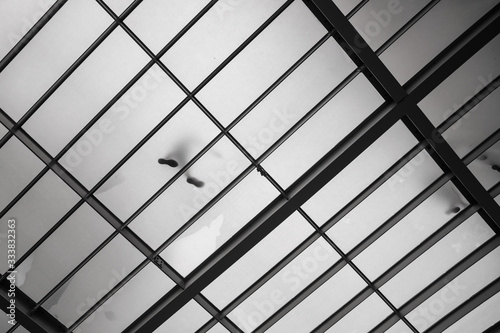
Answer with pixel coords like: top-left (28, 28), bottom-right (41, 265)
top-left (446, 206), bottom-right (461, 215)
top-left (187, 177), bottom-right (204, 188)
top-left (158, 158), bottom-right (179, 167)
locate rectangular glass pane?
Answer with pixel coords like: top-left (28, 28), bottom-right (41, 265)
top-left (161, 169), bottom-right (279, 276)
top-left (153, 299), bottom-right (211, 333)
top-left (302, 121), bottom-right (418, 226)
top-left (196, 0), bottom-right (326, 126)
top-left (23, 27), bottom-right (150, 156)
top-left (75, 263), bottom-right (175, 333)
top-left (202, 212), bottom-right (315, 309)
top-left (103, 0), bottom-right (133, 16)
top-left (0, 0), bottom-right (112, 121)
top-left (0, 136), bottom-right (44, 211)
top-left (44, 235), bottom-right (145, 328)
top-left (468, 140), bottom-right (500, 191)
top-left (228, 238), bottom-right (341, 332)
top-left (385, 320), bottom-right (413, 333)
top-left (59, 65), bottom-right (186, 189)
top-left (380, 213), bottom-right (496, 308)
top-left (95, 101), bottom-right (220, 221)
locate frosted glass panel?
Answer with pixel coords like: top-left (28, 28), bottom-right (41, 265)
top-left (0, 124), bottom-right (7, 138)
top-left (385, 320), bottom-right (413, 333)
top-left (59, 65), bottom-right (185, 189)
top-left (153, 300), bottom-right (211, 333)
top-left (23, 27), bottom-right (150, 156)
top-left (0, 136), bottom-right (44, 211)
top-left (207, 323), bottom-right (229, 333)
top-left (333, 0), bottom-right (362, 15)
top-left (103, 0), bottom-right (133, 15)
top-left (0, 0), bottom-right (112, 121)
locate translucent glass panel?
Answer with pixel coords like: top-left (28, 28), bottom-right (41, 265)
top-left (161, 170), bottom-right (278, 276)
top-left (0, 124), bottom-right (7, 138)
top-left (0, 0), bottom-right (112, 121)
top-left (196, 0), bottom-right (326, 126)
top-left (0, 311), bottom-right (13, 332)
top-left (75, 263), bottom-right (175, 333)
top-left (44, 235), bottom-right (144, 328)
top-left (407, 246), bottom-right (500, 332)
top-left (202, 212), bottom-right (314, 309)
top-left (443, 87), bottom-right (500, 158)
top-left (263, 75), bottom-right (385, 189)
top-left (129, 136), bottom-right (250, 249)
top-left (13, 326), bottom-right (30, 333)
top-left (0, 136), bottom-right (44, 211)
top-left (0, 0), bottom-right (56, 59)
top-left (163, 0), bottom-right (287, 90)
top-left (419, 34), bottom-right (500, 127)
top-left (59, 65), bottom-right (185, 189)
top-left (385, 320), bottom-right (413, 333)
top-left (231, 37), bottom-right (356, 159)
top-left (17, 204), bottom-right (114, 302)
top-left (228, 238), bottom-right (341, 332)
top-left (468, 140), bottom-right (500, 191)
top-left (333, 0), bottom-right (362, 15)
top-left (153, 300), bottom-right (211, 333)
top-left (266, 266), bottom-right (366, 333)
top-left (302, 121), bottom-right (418, 226)
top-left (380, 213), bottom-right (495, 308)
top-left (350, 0), bottom-right (433, 51)
top-left (380, 0), bottom-right (500, 84)
top-left (327, 150), bottom-right (442, 253)
top-left (354, 181), bottom-right (469, 280)
top-left (207, 323), bottom-right (230, 333)
top-left (125, 0), bottom-right (210, 54)
top-left (103, 0), bottom-right (133, 16)
top-left (95, 102), bottom-right (220, 221)
top-left (326, 293), bottom-right (392, 333)
top-left (0, 171), bottom-right (79, 273)
top-left (23, 27), bottom-right (150, 156)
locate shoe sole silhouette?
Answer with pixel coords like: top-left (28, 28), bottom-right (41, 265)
top-left (158, 158), bottom-right (178, 167)
top-left (187, 177), bottom-right (204, 188)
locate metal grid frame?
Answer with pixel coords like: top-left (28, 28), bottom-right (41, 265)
top-left (0, 0), bottom-right (499, 332)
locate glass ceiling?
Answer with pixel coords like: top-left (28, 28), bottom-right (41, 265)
top-left (0, 0), bottom-right (499, 332)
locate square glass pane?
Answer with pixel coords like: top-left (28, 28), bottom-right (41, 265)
top-left (419, 34), bottom-right (500, 127)
top-left (231, 37), bottom-right (356, 159)
top-left (380, 0), bottom-right (499, 84)
top-left (16, 203), bottom-right (114, 302)
top-left (0, 0), bottom-right (56, 60)
top-left (468, 140), bottom-right (500, 191)
top-left (75, 263), bottom-right (175, 333)
top-left (407, 246), bottom-right (500, 332)
top-left (302, 121), bottom-right (418, 226)
top-left (125, 0), bottom-right (210, 54)
top-left (262, 74), bottom-right (385, 189)
top-left (23, 27), bottom-right (150, 156)
top-left (354, 180), bottom-right (470, 280)
top-left (196, 0), bottom-right (326, 126)
top-left (202, 212), bottom-right (315, 309)
top-left (44, 235), bottom-right (145, 328)
top-left (0, 0), bottom-right (112, 121)
top-left (129, 136), bottom-right (250, 249)
top-left (163, 0), bottom-right (287, 90)
top-left (380, 213), bottom-right (496, 308)
top-left (59, 65), bottom-right (186, 189)
top-left (0, 171), bottom-right (80, 273)
top-left (153, 299), bottom-right (211, 333)
top-left (266, 266), bottom-right (366, 333)
top-left (95, 101), bottom-right (220, 221)
top-left (327, 150), bottom-right (443, 253)
top-left (161, 169), bottom-right (279, 276)
top-left (228, 238), bottom-right (341, 332)
top-left (0, 136), bottom-right (44, 211)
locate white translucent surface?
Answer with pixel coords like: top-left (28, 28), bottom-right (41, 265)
top-left (302, 121), bottom-right (418, 226)
top-left (380, 213), bottom-right (495, 308)
top-left (196, 1), bottom-right (326, 126)
top-left (380, 0), bottom-right (500, 84)
top-left (266, 266), bottom-right (366, 333)
top-left (0, 136), bottom-right (44, 212)
top-left (0, 0), bottom-right (112, 121)
top-left (327, 150), bottom-right (442, 253)
top-left (0, 124), bottom-right (7, 138)
top-left (153, 299), bottom-right (211, 333)
top-left (59, 65), bottom-right (186, 189)
top-left (125, 0), bottom-right (210, 54)
top-left (203, 212), bottom-right (314, 309)
top-left (23, 27), bottom-right (150, 156)
top-left (163, 0), bottom-right (287, 89)
top-left (407, 246), bottom-right (500, 332)
top-left (76, 263), bottom-right (175, 333)
top-left (228, 238), bottom-right (341, 332)
top-left (129, 136), bottom-right (250, 249)
top-left (0, 171), bottom-right (80, 273)
top-left (206, 323), bottom-right (230, 333)
top-left (384, 320), bottom-right (413, 333)
top-left (17, 204), bottom-right (114, 302)
top-left (44, 235), bottom-right (144, 328)
top-left (161, 170), bottom-right (279, 276)
top-left (103, 0), bottom-right (133, 15)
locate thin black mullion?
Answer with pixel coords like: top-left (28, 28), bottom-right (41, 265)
top-left (194, 294), bottom-right (243, 333)
top-left (346, 0), bottom-right (370, 19)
